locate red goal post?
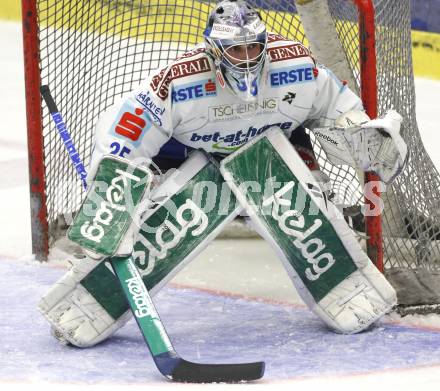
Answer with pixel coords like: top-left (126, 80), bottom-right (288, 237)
top-left (22, 0), bottom-right (49, 259)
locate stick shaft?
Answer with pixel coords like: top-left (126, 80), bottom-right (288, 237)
top-left (40, 85), bottom-right (88, 189)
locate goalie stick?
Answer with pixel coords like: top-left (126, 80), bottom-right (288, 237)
top-left (112, 254), bottom-right (264, 383)
top-left (40, 85), bottom-right (265, 383)
top-left (40, 85), bottom-right (88, 190)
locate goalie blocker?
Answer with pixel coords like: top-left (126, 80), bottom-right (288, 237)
top-left (220, 129), bottom-right (397, 333)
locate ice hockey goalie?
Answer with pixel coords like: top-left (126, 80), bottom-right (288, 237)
top-left (39, 0), bottom-right (406, 348)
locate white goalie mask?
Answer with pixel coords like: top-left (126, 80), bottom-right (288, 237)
top-left (204, 0), bottom-right (268, 103)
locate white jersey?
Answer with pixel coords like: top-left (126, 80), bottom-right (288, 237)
top-left (89, 33), bottom-right (363, 176)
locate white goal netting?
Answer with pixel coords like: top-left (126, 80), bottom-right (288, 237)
top-left (30, 0), bottom-right (440, 311)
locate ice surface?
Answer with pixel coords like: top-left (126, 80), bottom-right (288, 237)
top-left (1, 20), bottom-right (440, 390)
top-left (1, 258), bottom-right (440, 390)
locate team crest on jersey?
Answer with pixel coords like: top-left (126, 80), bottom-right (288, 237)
top-left (150, 57), bottom-right (211, 100)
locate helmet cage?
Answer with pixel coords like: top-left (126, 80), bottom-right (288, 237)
top-left (205, 32), bottom-right (267, 101)
top-left (212, 32), bottom-right (267, 76)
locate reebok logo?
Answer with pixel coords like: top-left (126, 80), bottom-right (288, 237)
top-left (314, 131), bottom-right (339, 146)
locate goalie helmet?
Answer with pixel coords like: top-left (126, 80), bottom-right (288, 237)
top-left (204, 0), bottom-right (267, 103)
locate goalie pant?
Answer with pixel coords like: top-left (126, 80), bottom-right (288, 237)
top-left (39, 135), bottom-right (396, 348)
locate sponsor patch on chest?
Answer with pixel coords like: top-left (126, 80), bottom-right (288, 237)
top-left (270, 65), bottom-right (315, 87)
top-left (189, 121), bottom-right (293, 152)
top-left (208, 98), bottom-right (279, 122)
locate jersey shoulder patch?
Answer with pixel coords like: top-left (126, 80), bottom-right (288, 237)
top-left (149, 46), bottom-right (213, 100)
top-left (267, 33), bottom-right (313, 64)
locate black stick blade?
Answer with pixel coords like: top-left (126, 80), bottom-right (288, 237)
top-left (169, 358), bottom-right (265, 383)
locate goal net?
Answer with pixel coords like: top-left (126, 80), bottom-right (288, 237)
top-left (22, 0), bottom-right (440, 312)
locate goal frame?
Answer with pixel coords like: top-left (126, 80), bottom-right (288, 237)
top-left (22, 0), bottom-right (49, 259)
top-left (21, 0), bottom-right (383, 267)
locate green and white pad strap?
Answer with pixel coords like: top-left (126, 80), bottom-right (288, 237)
top-left (220, 129), bottom-right (397, 334)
